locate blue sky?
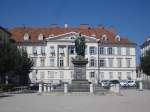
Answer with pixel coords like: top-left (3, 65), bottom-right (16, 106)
top-left (0, 0), bottom-right (150, 63)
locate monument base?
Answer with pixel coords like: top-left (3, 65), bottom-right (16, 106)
top-left (72, 80), bottom-right (89, 84)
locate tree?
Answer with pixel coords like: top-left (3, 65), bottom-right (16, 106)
top-left (15, 49), bottom-right (33, 85)
top-left (0, 33), bottom-right (33, 85)
top-left (140, 50), bottom-right (150, 76)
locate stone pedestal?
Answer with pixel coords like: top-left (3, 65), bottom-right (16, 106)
top-left (44, 84), bottom-right (47, 92)
top-left (39, 83), bottom-right (42, 93)
top-left (139, 81), bottom-right (143, 91)
top-left (51, 84), bottom-right (54, 91)
top-left (47, 83), bottom-right (51, 92)
top-left (90, 84), bottom-right (94, 93)
top-left (69, 57), bottom-right (89, 92)
top-left (110, 84), bottom-right (120, 93)
top-left (64, 83), bottom-right (68, 93)
top-left (72, 57), bottom-right (88, 81)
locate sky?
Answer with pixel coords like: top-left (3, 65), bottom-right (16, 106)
top-left (0, 0), bottom-right (150, 63)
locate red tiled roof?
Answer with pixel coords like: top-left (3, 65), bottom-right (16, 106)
top-left (9, 26), bottom-right (135, 45)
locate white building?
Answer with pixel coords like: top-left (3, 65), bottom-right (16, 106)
top-left (10, 24), bottom-right (137, 84)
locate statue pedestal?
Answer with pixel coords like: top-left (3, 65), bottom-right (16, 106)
top-left (69, 57), bottom-right (89, 92)
top-left (72, 57), bottom-right (88, 81)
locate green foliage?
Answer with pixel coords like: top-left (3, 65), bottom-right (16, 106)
top-left (0, 32), bottom-right (33, 85)
top-left (140, 50), bottom-right (150, 76)
top-left (0, 84), bottom-right (14, 92)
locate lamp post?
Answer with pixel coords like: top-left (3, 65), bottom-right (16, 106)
top-left (97, 40), bottom-right (100, 85)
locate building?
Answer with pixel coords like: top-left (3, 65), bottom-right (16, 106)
top-left (140, 36), bottom-right (150, 79)
top-left (9, 24), bottom-right (137, 84)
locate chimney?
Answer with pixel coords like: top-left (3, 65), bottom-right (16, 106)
top-left (50, 24), bottom-right (58, 28)
top-left (64, 24), bottom-right (68, 28)
top-left (97, 24), bottom-right (104, 29)
top-left (79, 24), bottom-right (90, 29)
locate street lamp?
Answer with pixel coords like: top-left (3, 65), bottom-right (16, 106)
top-left (97, 39), bottom-right (100, 85)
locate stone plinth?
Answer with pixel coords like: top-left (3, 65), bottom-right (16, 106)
top-left (72, 57), bottom-right (88, 81)
top-left (69, 57), bottom-right (89, 92)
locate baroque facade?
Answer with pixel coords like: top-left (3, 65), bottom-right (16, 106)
top-left (9, 24), bottom-right (137, 84)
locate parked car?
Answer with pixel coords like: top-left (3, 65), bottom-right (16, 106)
top-left (128, 80), bottom-right (136, 87)
top-left (101, 80), bottom-right (110, 88)
top-left (119, 80), bottom-right (128, 87)
top-left (109, 80), bottom-right (120, 87)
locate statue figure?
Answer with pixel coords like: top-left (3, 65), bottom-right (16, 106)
top-left (75, 33), bottom-right (86, 58)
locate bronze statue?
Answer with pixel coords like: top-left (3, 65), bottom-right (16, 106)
top-left (75, 33), bottom-right (86, 57)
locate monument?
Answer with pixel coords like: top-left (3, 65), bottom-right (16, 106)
top-left (70, 33), bottom-right (89, 92)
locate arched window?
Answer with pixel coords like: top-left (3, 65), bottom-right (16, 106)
top-left (101, 34), bottom-right (107, 41)
top-left (23, 32), bottom-right (29, 40)
top-left (115, 35), bottom-right (120, 41)
top-left (38, 33), bottom-right (44, 40)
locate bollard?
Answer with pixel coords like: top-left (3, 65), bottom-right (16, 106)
top-left (90, 84), bottom-right (94, 93)
top-left (51, 84), bottom-right (54, 91)
top-left (47, 83), bottom-right (51, 92)
top-left (44, 84), bottom-right (47, 92)
top-left (139, 81), bottom-right (143, 91)
top-left (39, 83), bottom-right (42, 93)
top-left (110, 84), bottom-right (120, 93)
top-left (64, 83), bottom-right (68, 93)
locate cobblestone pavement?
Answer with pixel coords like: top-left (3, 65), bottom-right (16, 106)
top-left (0, 90), bottom-right (150, 112)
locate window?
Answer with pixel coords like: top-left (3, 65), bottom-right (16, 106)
top-left (108, 47), bottom-right (113, 55)
top-left (99, 47), bottom-right (104, 54)
top-left (69, 46), bottom-right (74, 54)
top-left (70, 58), bottom-right (73, 66)
top-left (32, 58), bottom-right (37, 67)
top-left (33, 46), bottom-right (37, 55)
top-left (50, 58), bottom-right (54, 66)
top-left (100, 72), bottom-right (104, 80)
top-left (115, 35), bottom-right (120, 41)
top-left (90, 59), bottom-right (95, 67)
top-left (126, 59), bottom-right (131, 68)
top-left (109, 72), bottom-right (113, 80)
top-left (38, 34), bottom-right (44, 40)
top-left (118, 72), bottom-right (122, 80)
top-left (50, 46), bottom-right (55, 56)
top-left (32, 71), bottom-right (36, 79)
top-left (90, 46), bottom-right (96, 55)
top-left (117, 58), bottom-right (122, 68)
top-left (40, 71), bottom-right (44, 80)
top-left (90, 72), bottom-right (95, 78)
top-left (41, 46), bottom-right (45, 55)
top-left (117, 47), bottom-right (121, 55)
top-left (23, 32), bottom-right (29, 40)
top-left (59, 47), bottom-right (64, 55)
top-left (48, 71), bottom-right (54, 78)
top-left (59, 59), bottom-right (64, 67)
top-left (108, 58), bottom-right (113, 67)
top-left (127, 72), bottom-right (131, 80)
top-left (98, 59), bottom-right (105, 67)
top-left (60, 71), bottom-right (64, 78)
top-left (126, 47), bottom-right (130, 55)
top-left (40, 58), bottom-right (45, 67)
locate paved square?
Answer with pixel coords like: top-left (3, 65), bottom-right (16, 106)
top-left (0, 90), bottom-right (150, 112)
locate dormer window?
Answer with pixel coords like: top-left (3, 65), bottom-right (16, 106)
top-left (23, 32), bottom-right (29, 40)
top-left (101, 34), bottom-right (107, 41)
top-left (38, 33), bottom-right (44, 40)
top-left (115, 35), bottom-right (120, 41)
